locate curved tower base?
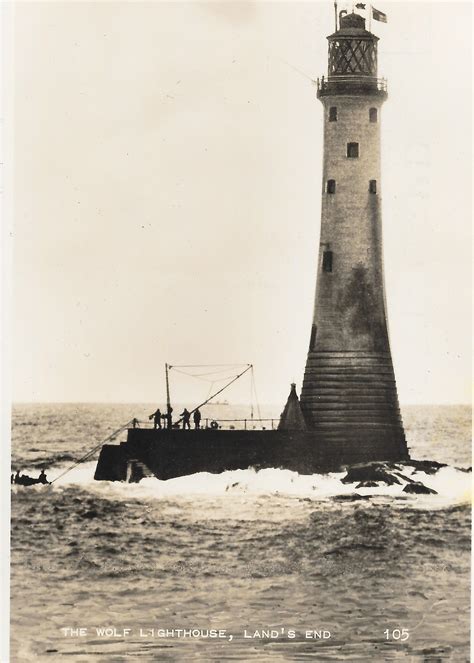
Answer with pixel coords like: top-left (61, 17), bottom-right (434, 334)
top-left (300, 350), bottom-right (408, 459)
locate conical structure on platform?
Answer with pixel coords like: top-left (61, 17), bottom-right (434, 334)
top-left (299, 13), bottom-right (408, 457)
top-left (279, 383), bottom-right (307, 431)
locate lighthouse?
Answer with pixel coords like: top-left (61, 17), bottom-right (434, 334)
top-left (95, 8), bottom-right (410, 484)
top-left (299, 11), bottom-right (408, 457)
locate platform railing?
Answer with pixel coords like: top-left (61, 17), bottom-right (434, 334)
top-left (133, 418), bottom-right (277, 431)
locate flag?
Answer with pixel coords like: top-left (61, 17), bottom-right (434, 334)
top-left (372, 7), bottom-right (387, 22)
top-left (355, 3), bottom-right (366, 8)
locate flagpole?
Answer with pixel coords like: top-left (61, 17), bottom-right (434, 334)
top-left (334, 1), bottom-right (338, 30)
top-left (369, 4), bottom-right (372, 32)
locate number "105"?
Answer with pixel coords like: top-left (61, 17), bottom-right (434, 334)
top-left (384, 629), bottom-right (409, 641)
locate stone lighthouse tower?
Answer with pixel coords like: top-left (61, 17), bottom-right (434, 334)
top-left (299, 12), bottom-right (408, 458)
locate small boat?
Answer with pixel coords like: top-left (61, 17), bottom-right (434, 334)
top-left (12, 471), bottom-right (50, 486)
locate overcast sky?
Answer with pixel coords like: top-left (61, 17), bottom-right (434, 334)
top-left (8, 1), bottom-right (472, 406)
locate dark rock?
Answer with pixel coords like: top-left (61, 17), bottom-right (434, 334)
top-left (403, 482), bottom-right (437, 495)
top-left (332, 493), bottom-right (371, 502)
top-left (355, 480), bottom-right (379, 488)
top-left (81, 509), bottom-right (99, 519)
top-left (402, 459), bottom-right (446, 475)
top-left (393, 471), bottom-right (415, 483)
top-left (342, 463), bottom-right (401, 486)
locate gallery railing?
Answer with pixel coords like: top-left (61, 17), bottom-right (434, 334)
top-left (317, 75), bottom-right (388, 94)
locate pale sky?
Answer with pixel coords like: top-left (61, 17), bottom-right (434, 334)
top-left (7, 1), bottom-right (472, 405)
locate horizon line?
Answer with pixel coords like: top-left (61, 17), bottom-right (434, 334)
top-left (9, 400), bottom-right (473, 407)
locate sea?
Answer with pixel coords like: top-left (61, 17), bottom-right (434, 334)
top-left (9, 403), bottom-right (472, 662)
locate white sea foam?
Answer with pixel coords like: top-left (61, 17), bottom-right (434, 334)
top-left (46, 460), bottom-right (471, 508)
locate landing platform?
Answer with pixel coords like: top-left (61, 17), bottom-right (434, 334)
top-left (94, 427), bottom-right (409, 482)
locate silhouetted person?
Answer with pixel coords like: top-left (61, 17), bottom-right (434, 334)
top-left (180, 408), bottom-right (191, 429)
top-left (149, 408), bottom-right (162, 430)
top-left (38, 469), bottom-right (49, 484)
top-left (166, 405), bottom-right (173, 429)
top-left (193, 408), bottom-right (202, 430)
top-left (132, 417), bottom-right (140, 429)
top-left (14, 470), bottom-right (21, 484)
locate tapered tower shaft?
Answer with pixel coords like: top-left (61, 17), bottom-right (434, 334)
top-left (300, 13), bottom-right (408, 457)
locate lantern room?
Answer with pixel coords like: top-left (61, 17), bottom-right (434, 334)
top-left (317, 12), bottom-right (387, 98)
top-left (328, 13), bottom-right (377, 77)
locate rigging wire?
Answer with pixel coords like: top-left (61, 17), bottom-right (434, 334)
top-left (250, 368), bottom-right (254, 419)
top-left (251, 366), bottom-right (262, 420)
top-left (171, 367), bottom-right (244, 384)
top-left (181, 369), bottom-right (245, 378)
top-left (170, 364), bottom-right (249, 369)
top-left (50, 418), bottom-right (135, 484)
top-left (173, 364), bottom-right (253, 426)
top-left (206, 381), bottom-right (215, 401)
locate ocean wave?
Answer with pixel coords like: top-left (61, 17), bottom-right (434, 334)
top-left (16, 460), bottom-right (471, 509)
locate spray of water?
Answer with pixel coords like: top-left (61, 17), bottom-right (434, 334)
top-left (28, 461), bottom-right (470, 510)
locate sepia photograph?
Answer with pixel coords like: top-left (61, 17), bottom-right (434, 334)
top-left (3, 1), bottom-right (472, 661)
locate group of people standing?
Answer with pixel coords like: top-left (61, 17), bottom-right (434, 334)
top-left (148, 406), bottom-right (202, 430)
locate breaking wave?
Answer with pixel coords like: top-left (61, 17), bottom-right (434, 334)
top-left (15, 460), bottom-right (471, 510)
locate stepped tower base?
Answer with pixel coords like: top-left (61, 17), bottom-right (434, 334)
top-left (300, 350), bottom-right (407, 455)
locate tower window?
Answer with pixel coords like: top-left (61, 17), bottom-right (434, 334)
top-left (369, 107), bottom-right (378, 122)
top-left (347, 142), bottom-right (359, 158)
top-left (329, 106), bottom-right (337, 122)
top-left (323, 251), bottom-right (333, 273)
top-left (369, 179), bottom-right (377, 194)
top-left (310, 324), bottom-right (317, 350)
top-left (326, 179), bottom-right (336, 194)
